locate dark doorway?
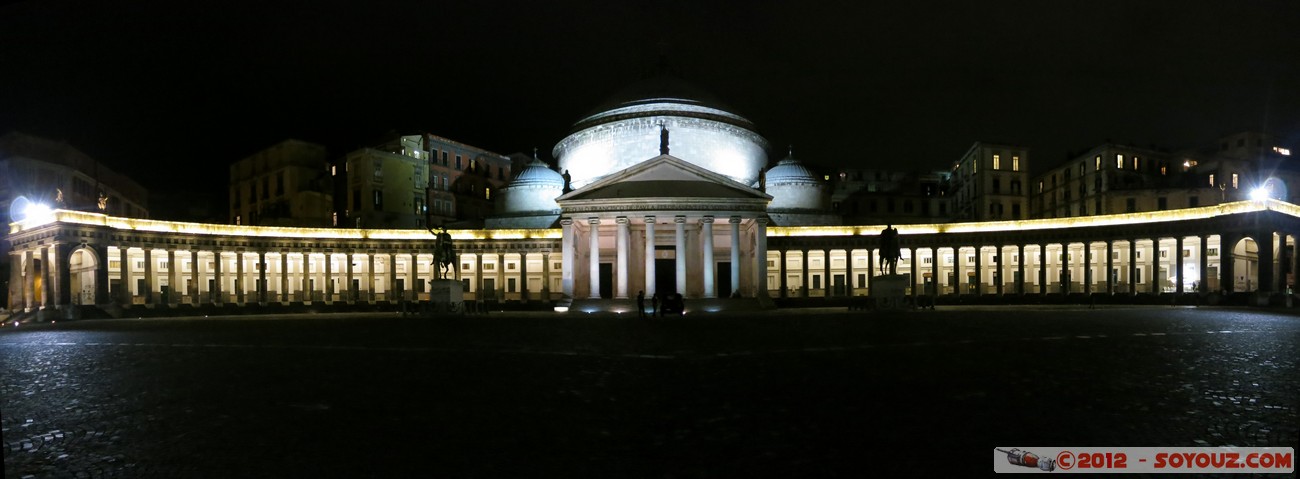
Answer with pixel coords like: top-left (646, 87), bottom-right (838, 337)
top-left (655, 258), bottom-right (676, 295)
top-left (599, 263), bottom-right (613, 299)
top-left (718, 261), bottom-right (733, 298)
top-left (833, 274), bottom-right (845, 296)
top-left (395, 278), bottom-right (405, 300)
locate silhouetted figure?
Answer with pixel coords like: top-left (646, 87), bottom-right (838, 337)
top-left (659, 124), bottom-right (670, 155)
top-left (637, 290), bottom-right (646, 319)
top-left (651, 293), bottom-right (660, 317)
top-left (880, 224), bottom-right (901, 275)
top-left (562, 169), bottom-right (572, 193)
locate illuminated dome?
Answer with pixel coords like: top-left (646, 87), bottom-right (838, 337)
top-left (765, 150), bottom-right (827, 211)
top-left (497, 157), bottom-right (564, 215)
top-left (553, 75), bottom-right (769, 189)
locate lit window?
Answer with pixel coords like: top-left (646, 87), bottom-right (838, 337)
top-left (1160, 166), bottom-right (1167, 175)
top-left (485, 187), bottom-right (491, 200)
top-left (1232, 173), bottom-right (1239, 189)
top-left (824, 175), bottom-right (830, 181)
top-left (992, 154), bottom-right (1000, 170)
top-left (1013, 156), bottom-right (1020, 172)
top-left (1134, 157), bottom-right (1140, 170)
top-left (1095, 156), bottom-right (1100, 171)
top-left (1274, 146), bottom-right (1291, 156)
top-left (1209, 174), bottom-right (1215, 187)
top-left (331, 165), bottom-right (336, 176)
top-left (1116, 155), bottom-right (1124, 169)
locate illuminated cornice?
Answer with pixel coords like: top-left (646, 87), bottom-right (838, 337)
top-left (9, 210), bottom-right (561, 241)
top-left (767, 200), bottom-right (1296, 237)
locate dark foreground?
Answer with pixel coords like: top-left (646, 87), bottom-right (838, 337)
top-left (2, 306), bottom-right (1297, 478)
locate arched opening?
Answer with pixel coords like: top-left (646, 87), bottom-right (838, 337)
top-left (1232, 237), bottom-right (1260, 292)
top-left (68, 246), bottom-right (99, 305)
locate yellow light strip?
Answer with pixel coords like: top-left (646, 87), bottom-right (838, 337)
top-left (12, 210), bottom-right (561, 240)
top-left (768, 199), bottom-right (1295, 237)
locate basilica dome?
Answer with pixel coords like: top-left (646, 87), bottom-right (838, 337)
top-left (553, 75), bottom-right (769, 189)
top-left (496, 157), bottom-right (564, 216)
top-left (764, 150), bottom-right (828, 211)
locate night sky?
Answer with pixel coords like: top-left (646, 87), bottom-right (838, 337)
top-left (3, 0), bottom-right (1299, 213)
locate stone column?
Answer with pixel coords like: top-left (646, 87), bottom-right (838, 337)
top-left (756, 218), bottom-right (768, 297)
top-left (561, 219), bottom-right (575, 298)
top-left (520, 252), bottom-right (530, 303)
top-left (366, 253), bottom-right (375, 302)
top-left (190, 250), bottom-right (199, 303)
top-left (140, 248), bottom-right (153, 305)
top-left (476, 253), bottom-right (485, 299)
top-left (730, 217), bottom-right (741, 297)
top-left (644, 216), bottom-right (656, 297)
top-left (346, 252), bottom-right (356, 303)
top-left (779, 249), bottom-right (788, 298)
top-left (993, 246), bottom-right (1003, 295)
top-left (301, 253), bottom-right (312, 302)
top-left (845, 247), bottom-right (854, 296)
top-left (1258, 230), bottom-right (1275, 293)
top-left (119, 246), bottom-right (131, 305)
top-left (1175, 236), bottom-right (1184, 294)
top-left (1128, 239), bottom-right (1138, 296)
top-left (235, 250), bottom-right (246, 305)
top-left (1106, 240), bottom-right (1114, 294)
top-left (1200, 236), bottom-right (1210, 293)
top-left (675, 216), bottom-right (687, 296)
top-left (930, 247), bottom-right (939, 299)
top-left (1083, 242), bottom-right (1092, 295)
top-left (23, 249), bottom-right (36, 310)
top-left (973, 246), bottom-right (982, 296)
top-left (822, 249), bottom-right (832, 297)
top-left (408, 253), bottom-right (417, 301)
top-left (701, 216), bottom-right (715, 298)
top-left (388, 253), bottom-right (398, 302)
top-left (38, 246), bottom-right (53, 308)
top-left (616, 216), bottom-right (629, 299)
top-left (541, 252), bottom-right (552, 301)
top-left (281, 252), bottom-right (290, 303)
top-left (909, 248), bottom-right (918, 300)
top-left (589, 218), bottom-right (601, 299)
top-left (1016, 244), bottom-right (1025, 294)
top-left (257, 251), bottom-right (268, 304)
top-left (1038, 244), bottom-right (1048, 295)
top-left (953, 247), bottom-right (964, 295)
top-left (213, 249), bottom-right (224, 304)
top-left (800, 248), bottom-right (810, 298)
top-left (324, 253), bottom-right (334, 303)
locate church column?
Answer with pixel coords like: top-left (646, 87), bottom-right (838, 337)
top-left (388, 253), bottom-right (398, 302)
top-left (845, 247), bottom-right (854, 296)
top-left (973, 246), bottom-right (983, 296)
top-left (1038, 243), bottom-right (1048, 295)
top-left (823, 249), bottom-right (832, 297)
top-left (953, 246), bottom-right (964, 295)
top-left (1175, 236), bottom-right (1185, 294)
top-left (301, 253), bottom-right (311, 302)
top-left (589, 218), bottom-right (601, 299)
top-left (407, 253), bottom-right (417, 301)
top-left (1199, 236), bottom-right (1209, 293)
top-left (930, 246), bottom-right (939, 298)
top-left (280, 252), bottom-right (289, 303)
top-left (1016, 244), bottom-right (1025, 295)
top-left (675, 216), bottom-right (687, 296)
top-left (1258, 230), bottom-right (1275, 293)
top-left (756, 218), bottom-right (768, 297)
top-left (616, 216), bottom-right (629, 299)
top-left (143, 247), bottom-right (154, 305)
top-left (235, 250), bottom-right (246, 305)
top-left (366, 252), bottom-right (376, 303)
top-left (730, 217), bottom-right (741, 297)
top-left (213, 249), bottom-right (223, 304)
top-left (779, 249), bottom-right (788, 298)
top-left (166, 249), bottom-right (178, 305)
top-left (644, 216), bottom-right (656, 297)
top-left (345, 251), bottom-right (355, 303)
top-left (1083, 242), bottom-right (1093, 295)
top-left (702, 216), bottom-right (715, 298)
top-left (189, 250), bottom-right (199, 303)
top-left (541, 252), bottom-right (551, 301)
top-left (324, 252), bottom-right (334, 303)
top-left (1106, 240), bottom-right (1115, 294)
top-left (800, 248), bottom-right (810, 298)
top-left (909, 248), bottom-right (918, 300)
top-left (520, 252), bottom-right (530, 303)
top-left (476, 253), bottom-right (485, 299)
top-left (1128, 239), bottom-right (1138, 296)
top-left (561, 219), bottom-right (575, 298)
top-left (39, 246), bottom-right (54, 308)
top-left (258, 251), bottom-right (268, 304)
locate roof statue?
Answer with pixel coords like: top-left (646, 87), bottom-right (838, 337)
top-left (659, 123), bottom-right (670, 155)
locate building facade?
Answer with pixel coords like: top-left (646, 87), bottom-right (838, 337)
top-left (229, 139), bottom-right (333, 227)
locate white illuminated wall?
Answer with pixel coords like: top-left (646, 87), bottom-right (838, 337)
top-left (554, 106), bottom-right (768, 188)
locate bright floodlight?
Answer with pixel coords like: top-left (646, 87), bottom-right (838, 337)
top-left (1250, 187), bottom-right (1271, 201)
top-left (24, 202), bottom-right (52, 219)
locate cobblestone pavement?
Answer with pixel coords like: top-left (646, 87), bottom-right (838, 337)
top-left (1, 306), bottom-right (1297, 478)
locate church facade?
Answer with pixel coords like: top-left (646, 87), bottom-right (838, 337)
top-left (9, 79), bottom-right (1300, 316)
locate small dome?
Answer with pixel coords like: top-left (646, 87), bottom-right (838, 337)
top-left (508, 158), bottom-right (565, 188)
top-left (765, 153), bottom-right (821, 185)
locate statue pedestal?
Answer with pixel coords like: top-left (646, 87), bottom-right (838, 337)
top-left (428, 279), bottom-right (464, 314)
top-left (869, 274), bottom-right (910, 310)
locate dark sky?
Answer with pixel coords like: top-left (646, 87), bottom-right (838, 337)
top-left (3, 0), bottom-right (1299, 206)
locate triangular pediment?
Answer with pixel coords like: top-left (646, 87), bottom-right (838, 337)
top-left (557, 155), bottom-right (771, 202)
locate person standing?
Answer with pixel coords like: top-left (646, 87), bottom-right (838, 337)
top-left (636, 290), bottom-right (647, 319)
top-left (651, 292), bottom-right (660, 317)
